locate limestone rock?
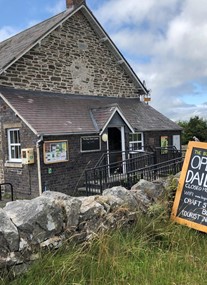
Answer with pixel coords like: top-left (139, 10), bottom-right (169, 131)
top-left (130, 190), bottom-right (151, 213)
top-left (131, 179), bottom-right (165, 201)
top-left (79, 196), bottom-right (106, 217)
top-left (103, 186), bottom-right (138, 210)
top-left (42, 191), bottom-right (81, 229)
top-left (0, 209), bottom-right (19, 255)
top-left (4, 196), bottom-right (64, 245)
top-left (77, 196), bottom-right (107, 238)
top-left (94, 195), bottom-right (124, 212)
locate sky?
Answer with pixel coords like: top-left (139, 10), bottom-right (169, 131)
top-left (0, 0), bottom-right (207, 122)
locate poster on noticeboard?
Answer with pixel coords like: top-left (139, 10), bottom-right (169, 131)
top-left (161, 136), bottom-right (168, 154)
top-left (43, 140), bottom-right (68, 164)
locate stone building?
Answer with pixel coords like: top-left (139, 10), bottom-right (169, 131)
top-left (0, 0), bottom-right (182, 198)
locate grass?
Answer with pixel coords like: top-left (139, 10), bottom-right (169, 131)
top-left (1, 210), bottom-right (207, 285)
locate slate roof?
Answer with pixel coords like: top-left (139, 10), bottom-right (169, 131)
top-left (0, 9), bottom-right (74, 72)
top-left (0, 87), bottom-right (182, 136)
top-left (91, 105), bottom-right (117, 130)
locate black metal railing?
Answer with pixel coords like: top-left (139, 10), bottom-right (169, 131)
top-left (95, 148), bottom-right (156, 168)
top-left (153, 146), bottom-right (182, 164)
top-left (95, 146), bottom-right (182, 168)
top-left (0, 183), bottom-right (14, 201)
top-left (124, 156), bottom-right (183, 189)
top-left (84, 148), bottom-right (183, 196)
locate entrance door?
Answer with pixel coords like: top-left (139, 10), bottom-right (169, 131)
top-left (107, 127), bottom-right (125, 174)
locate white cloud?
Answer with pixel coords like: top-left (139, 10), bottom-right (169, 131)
top-left (94, 0), bottom-right (207, 121)
top-left (96, 0), bottom-right (180, 30)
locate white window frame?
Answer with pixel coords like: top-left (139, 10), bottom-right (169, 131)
top-left (7, 128), bottom-right (21, 162)
top-left (129, 132), bottom-right (144, 152)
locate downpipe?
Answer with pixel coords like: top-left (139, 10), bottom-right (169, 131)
top-left (36, 135), bottom-right (43, 196)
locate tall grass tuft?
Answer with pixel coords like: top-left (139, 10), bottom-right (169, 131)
top-left (2, 208), bottom-right (206, 285)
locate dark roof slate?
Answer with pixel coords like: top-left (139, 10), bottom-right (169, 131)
top-left (0, 8), bottom-right (74, 72)
top-left (91, 105), bottom-right (117, 130)
top-left (0, 87), bottom-right (182, 136)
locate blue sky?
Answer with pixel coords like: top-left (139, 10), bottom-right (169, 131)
top-left (0, 0), bottom-right (207, 122)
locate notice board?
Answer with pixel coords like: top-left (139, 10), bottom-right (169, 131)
top-left (171, 141), bottom-right (207, 233)
top-left (43, 140), bottom-right (68, 164)
top-left (80, 136), bottom-right (100, 152)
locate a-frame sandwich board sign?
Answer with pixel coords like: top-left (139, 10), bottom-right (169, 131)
top-left (171, 141), bottom-right (207, 233)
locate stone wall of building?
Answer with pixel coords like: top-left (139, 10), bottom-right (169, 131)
top-left (0, 99), bottom-right (108, 198)
top-left (0, 11), bottom-right (141, 98)
top-left (40, 134), bottom-right (107, 196)
top-left (1, 96), bottom-right (143, 198)
top-left (0, 99), bottom-right (39, 198)
top-left (144, 130), bottom-right (182, 150)
top-left (0, 122), bottom-right (4, 184)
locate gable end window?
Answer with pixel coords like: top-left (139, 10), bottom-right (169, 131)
top-left (7, 129), bottom-right (21, 162)
top-left (129, 132), bottom-right (144, 152)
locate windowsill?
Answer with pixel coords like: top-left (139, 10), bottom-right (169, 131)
top-left (5, 162), bottom-right (23, 168)
top-left (129, 150), bottom-right (145, 154)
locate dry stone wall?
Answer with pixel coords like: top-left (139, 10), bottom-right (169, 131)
top-left (0, 175), bottom-right (180, 277)
top-left (0, 11), bottom-right (141, 98)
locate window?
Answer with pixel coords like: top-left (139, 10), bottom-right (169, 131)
top-left (7, 129), bottom-right (21, 162)
top-left (129, 132), bottom-right (144, 152)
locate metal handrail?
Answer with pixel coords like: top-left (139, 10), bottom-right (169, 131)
top-left (85, 149), bottom-right (183, 195)
top-left (95, 150), bottom-right (128, 167)
top-left (95, 151), bottom-right (107, 167)
top-left (94, 145), bottom-right (180, 168)
top-left (88, 151), bottom-right (155, 171)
